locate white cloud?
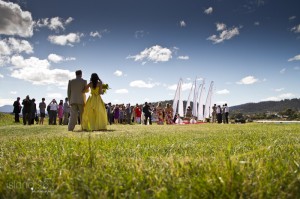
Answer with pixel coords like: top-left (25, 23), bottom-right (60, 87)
top-left (65, 57), bottom-right (76, 61)
top-left (177, 56), bottom-right (189, 60)
top-left (291, 24), bottom-right (300, 33)
top-left (168, 82), bottom-right (192, 91)
top-left (279, 93), bottom-right (295, 99)
top-left (48, 33), bottom-right (83, 46)
top-left (254, 21), bottom-right (260, 26)
top-left (216, 89), bottom-right (230, 95)
top-left (261, 97), bottom-right (280, 101)
top-left (167, 84), bottom-right (178, 90)
top-left (288, 54), bottom-right (300, 61)
top-left (207, 24), bottom-right (240, 44)
top-left (274, 88), bottom-right (284, 92)
top-left (10, 55), bottom-right (75, 87)
top-left (204, 7), bottom-right (213, 15)
top-left (129, 80), bottom-right (159, 88)
top-left (127, 45), bottom-right (172, 63)
top-left (113, 70), bottom-right (123, 77)
top-left (261, 93), bottom-right (296, 102)
top-left (289, 16), bottom-right (296, 20)
top-left (0, 73), bottom-right (3, 78)
top-left (35, 17), bottom-right (73, 31)
top-left (10, 91), bottom-right (17, 94)
top-left (49, 17), bottom-right (65, 31)
top-left (90, 31), bottom-right (101, 38)
top-left (65, 17), bottom-right (73, 24)
top-left (134, 30), bottom-right (145, 38)
top-left (280, 68), bottom-right (286, 74)
top-left (0, 98), bottom-right (14, 106)
top-left (115, 89), bottom-right (128, 94)
top-left (48, 53), bottom-right (63, 63)
top-left (0, 40), bottom-right (10, 55)
top-left (46, 93), bottom-right (63, 99)
top-left (180, 20), bottom-right (186, 27)
top-left (0, 55), bottom-right (10, 66)
top-left (0, 0), bottom-right (33, 37)
top-left (236, 76), bottom-right (258, 85)
top-left (89, 29), bottom-right (109, 38)
top-left (48, 53), bottom-right (76, 63)
top-left (216, 23), bottom-right (226, 31)
top-left (0, 38), bottom-right (33, 55)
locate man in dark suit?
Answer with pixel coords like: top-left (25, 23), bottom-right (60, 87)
top-left (22, 95), bottom-right (31, 125)
top-left (67, 70), bottom-right (87, 131)
top-left (13, 97), bottom-right (21, 122)
top-left (143, 102), bottom-right (152, 125)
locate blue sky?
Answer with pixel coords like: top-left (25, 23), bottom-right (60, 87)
top-left (0, 0), bottom-right (299, 107)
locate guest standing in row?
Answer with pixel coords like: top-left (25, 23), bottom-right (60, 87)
top-left (58, 100), bottom-right (64, 125)
top-left (30, 98), bottom-right (37, 124)
top-left (22, 95), bottom-right (31, 125)
top-left (211, 104), bottom-right (217, 123)
top-left (39, 98), bottom-right (46, 125)
top-left (48, 99), bottom-right (58, 125)
top-left (165, 103), bottom-right (174, 124)
top-left (224, 103), bottom-right (229, 124)
top-left (134, 104), bottom-right (142, 124)
top-left (156, 102), bottom-right (164, 125)
top-left (216, 105), bottom-right (222, 123)
top-left (13, 97), bottom-right (21, 123)
top-left (143, 102), bottom-right (152, 125)
top-left (63, 98), bottom-right (70, 125)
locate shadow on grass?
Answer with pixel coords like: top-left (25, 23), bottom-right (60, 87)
top-left (73, 129), bottom-right (116, 133)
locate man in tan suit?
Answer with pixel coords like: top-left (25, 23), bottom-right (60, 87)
top-left (67, 70), bottom-right (87, 131)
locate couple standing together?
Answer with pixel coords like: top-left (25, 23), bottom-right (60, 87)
top-left (67, 70), bottom-right (107, 131)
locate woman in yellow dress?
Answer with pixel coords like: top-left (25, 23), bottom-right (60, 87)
top-left (82, 73), bottom-right (107, 131)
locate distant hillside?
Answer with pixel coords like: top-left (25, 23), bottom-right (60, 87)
top-left (230, 98), bottom-right (300, 114)
top-left (0, 105), bottom-right (13, 113)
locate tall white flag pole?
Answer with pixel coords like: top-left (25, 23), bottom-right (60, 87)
top-left (178, 79), bottom-right (184, 117)
top-left (172, 78), bottom-right (182, 118)
top-left (197, 80), bottom-right (205, 121)
top-left (204, 81), bottom-right (214, 120)
top-left (192, 78), bottom-right (198, 118)
top-left (185, 81), bottom-right (194, 117)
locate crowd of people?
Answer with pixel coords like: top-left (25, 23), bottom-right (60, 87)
top-left (105, 101), bottom-right (176, 125)
top-left (12, 97), bottom-right (179, 127)
top-left (12, 96), bottom-right (71, 126)
top-left (12, 70), bottom-right (230, 130)
top-left (13, 98), bottom-right (230, 127)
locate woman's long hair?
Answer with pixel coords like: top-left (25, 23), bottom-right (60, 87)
top-left (90, 73), bottom-right (100, 89)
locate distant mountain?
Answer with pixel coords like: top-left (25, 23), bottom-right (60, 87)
top-left (0, 105), bottom-right (14, 113)
top-left (230, 98), bottom-right (300, 114)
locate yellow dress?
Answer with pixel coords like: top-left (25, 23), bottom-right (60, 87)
top-left (82, 86), bottom-right (107, 131)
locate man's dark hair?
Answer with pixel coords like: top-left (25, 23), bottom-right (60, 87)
top-left (75, 70), bottom-right (82, 76)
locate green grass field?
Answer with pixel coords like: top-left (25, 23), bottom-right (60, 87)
top-left (0, 113), bottom-right (299, 198)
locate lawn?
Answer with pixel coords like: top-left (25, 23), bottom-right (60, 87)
top-left (0, 113), bottom-right (299, 198)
